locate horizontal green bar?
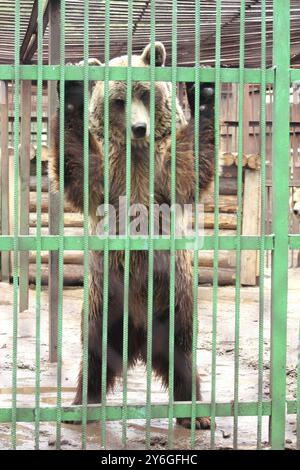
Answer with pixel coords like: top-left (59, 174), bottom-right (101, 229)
top-left (287, 400), bottom-right (299, 414)
top-left (0, 65), bottom-right (274, 84)
top-left (0, 235), bottom-right (274, 251)
top-left (290, 69), bottom-right (300, 82)
top-left (289, 235), bottom-right (300, 249)
top-left (0, 400), bottom-right (297, 423)
top-left (0, 401), bottom-right (273, 423)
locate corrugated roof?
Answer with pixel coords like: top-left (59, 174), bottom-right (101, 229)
top-left (0, 0), bottom-right (299, 67)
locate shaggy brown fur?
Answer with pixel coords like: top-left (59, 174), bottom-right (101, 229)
top-left (50, 44), bottom-right (214, 430)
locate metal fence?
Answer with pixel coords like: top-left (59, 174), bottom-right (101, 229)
top-left (0, 0), bottom-right (299, 451)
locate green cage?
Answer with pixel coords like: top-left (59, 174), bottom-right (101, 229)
top-left (0, 0), bottom-right (299, 451)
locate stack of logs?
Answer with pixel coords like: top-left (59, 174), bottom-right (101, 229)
top-left (28, 152), bottom-right (84, 285)
top-left (197, 151), bottom-right (261, 285)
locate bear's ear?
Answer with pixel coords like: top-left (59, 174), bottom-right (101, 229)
top-left (141, 42), bottom-right (166, 66)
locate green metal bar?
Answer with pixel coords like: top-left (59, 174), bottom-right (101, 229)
top-left (56, 0), bottom-right (65, 450)
top-left (168, 0), bottom-right (177, 449)
top-left (233, 0), bottom-right (246, 449)
top-left (0, 401), bottom-right (277, 423)
top-left (257, 0), bottom-right (267, 450)
top-left (210, 0), bottom-right (222, 449)
top-left (270, 0), bottom-right (290, 450)
top-left (122, 0), bottom-right (133, 447)
top-left (101, 0), bottom-right (110, 450)
top-left (291, 70), bottom-right (300, 82)
top-left (145, 0), bottom-right (156, 450)
top-left (0, 65), bottom-right (275, 84)
top-left (287, 400), bottom-right (300, 414)
top-left (11, 0), bottom-right (21, 450)
top-left (81, 0), bottom-right (90, 450)
top-left (34, 0), bottom-right (43, 450)
top-left (296, 317), bottom-right (300, 449)
top-left (190, 0), bottom-right (201, 449)
top-left (19, 80), bottom-right (31, 313)
top-left (297, 319), bottom-right (300, 449)
top-left (0, 235), bottom-right (275, 252)
top-left (0, 80), bottom-right (9, 282)
top-left (289, 235), bottom-right (300, 249)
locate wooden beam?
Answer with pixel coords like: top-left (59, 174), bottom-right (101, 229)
top-left (241, 169), bottom-right (261, 286)
top-left (48, 0), bottom-right (60, 363)
top-left (0, 81), bottom-right (10, 282)
top-left (20, 0), bottom-right (50, 64)
top-left (20, 0), bottom-right (39, 62)
top-left (19, 80), bottom-right (32, 312)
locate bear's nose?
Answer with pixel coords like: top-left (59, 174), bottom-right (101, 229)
top-left (294, 208), bottom-right (299, 216)
top-left (132, 123), bottom-right (147, 139)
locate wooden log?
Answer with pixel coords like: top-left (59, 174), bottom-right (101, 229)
top-left (247, 153), bottom-right (261, 170)
top-left (221, 151), bottom-right (236, 167)
top-left (198, 267), bottom-right (236, 286)
top-left (204, 229), bottom-right (236, 236)
top-left (29, 264), bottom-right (83, 286)
top-left (241, 169), bottom-right (261, 286)
top-left (30, 191), bottom-right (74, 213)
top-left (29, 250), bottom-right (83, 265)
top-left (195, 250), bottom-right (236, 268)
top-left (29, 191), bottom-right (49, 212)
top-left (29, 212), bottom-right (83, 228)
top-left (201, 194), bottom-right (237, 213)
top-left (29, 226), bottom-right (84, 236)
top-left (30, 175), bottom-right (49, 192)
top-left (204, 212), bottom-right (237, 230)
top-left (233, 153), bottom-right (248, 167)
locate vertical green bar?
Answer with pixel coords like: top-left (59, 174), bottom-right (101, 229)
top-left (233, 0), bottom-right (246, 449)
top-left (101, 0), bottom-right (110, 450)
top-left (210, 0), bottom-right (222, 450)
top-left (122, 0), bottom-right (133, 447)
top-left (168, 0), bottom-right (177, 449)
top-left (56, 0), bottom-right (65, 450)
top-left (34, 0), bottom-right (44, 449)
top-left (145, 0), bottom-right (156, 450)
top-left (297, 320), bottom-right (300, 449)
top-left (257, 0), bottom-right (266, 450)
top-left (190, 0), bottom-right (201, 449)
top-left (81, 0), bottom-right (90, 450)
top-left (11, 0), bottom-right (20, 450)
top-left (270, 0), bottom-right (290, 450)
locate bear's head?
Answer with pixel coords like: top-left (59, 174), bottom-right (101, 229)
top-left (89, 42), bottom-right (186, 145)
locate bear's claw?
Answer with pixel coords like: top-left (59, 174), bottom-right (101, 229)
top-left (176, 417), bottom-right (211, 430)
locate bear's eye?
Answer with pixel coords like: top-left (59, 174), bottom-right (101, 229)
top-left (140, 91), bottom-right (150, 105)
top-left (114, 98), bottom-right (125, 109)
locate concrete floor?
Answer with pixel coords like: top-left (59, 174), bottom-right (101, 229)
top-left (0, 267), bottom-right (299, 450)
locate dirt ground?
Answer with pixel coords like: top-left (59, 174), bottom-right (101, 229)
top-left (0, 267), bottom-right (299, 450)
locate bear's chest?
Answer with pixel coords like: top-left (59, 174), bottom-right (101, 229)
top-left (109, 145), bottom-right (164, 207)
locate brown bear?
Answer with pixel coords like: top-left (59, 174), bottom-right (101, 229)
top-left (50, 42), bottom-right (214, 429)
